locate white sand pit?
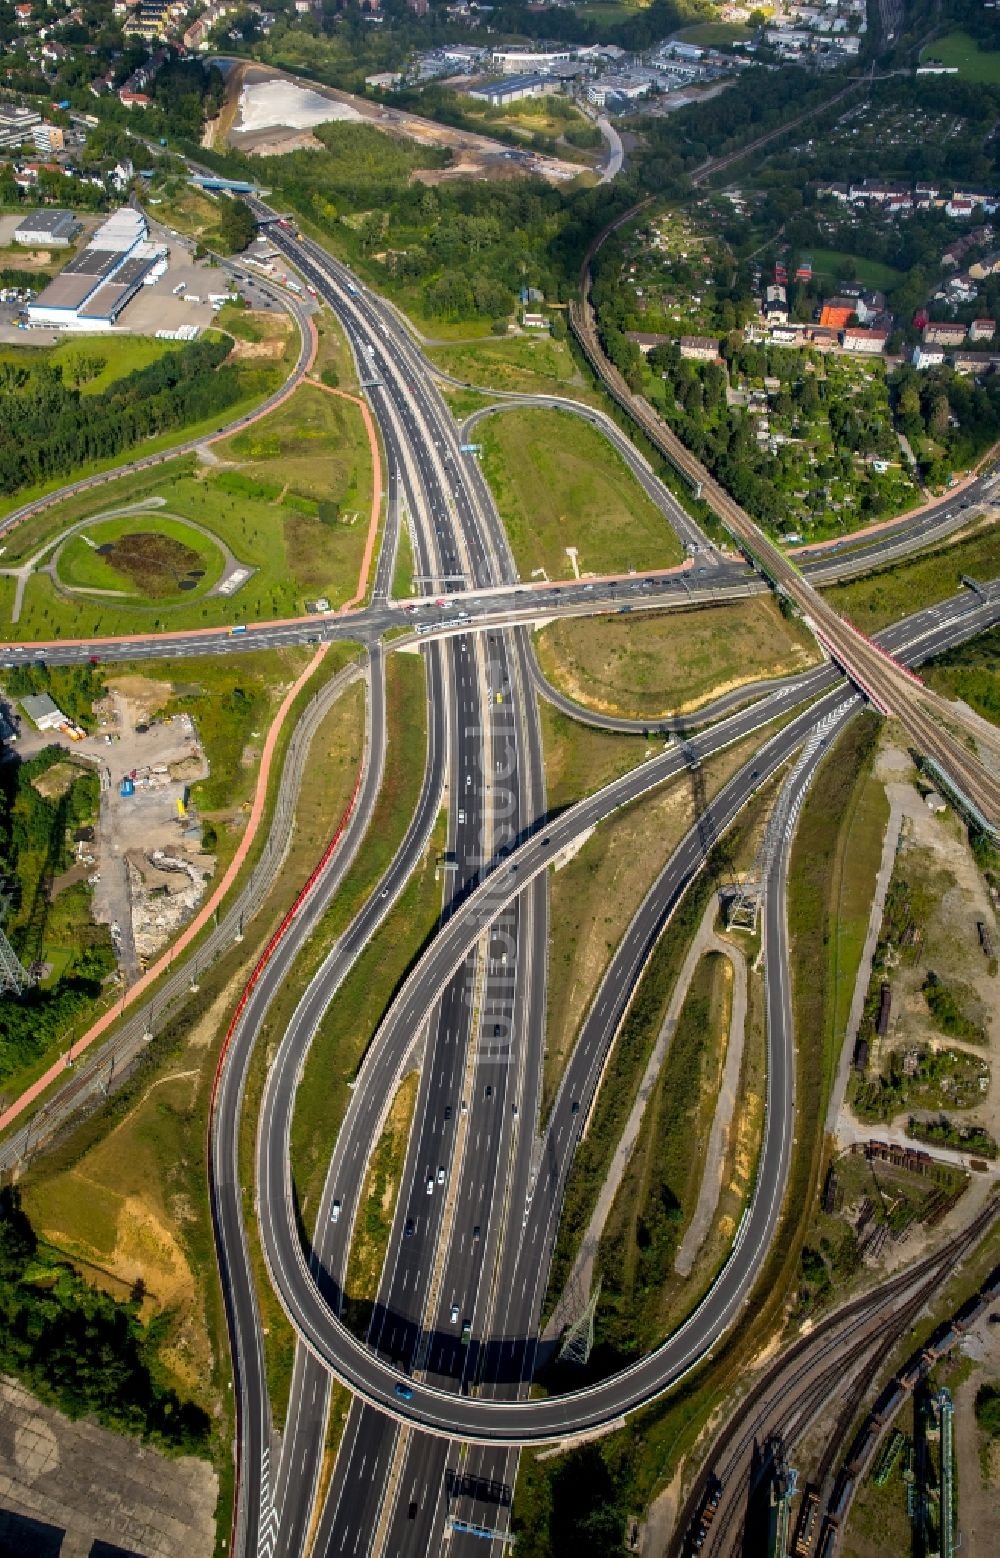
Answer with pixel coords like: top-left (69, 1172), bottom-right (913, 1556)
top-left (237, 80), bottom-right (362, 133)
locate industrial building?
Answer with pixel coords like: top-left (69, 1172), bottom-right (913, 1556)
top-left (466, 73), bottom-right (559, 107)
top-left (13, 209), bottom-right (81, 246)
top-left (27, 208), bottom-right (166, 329)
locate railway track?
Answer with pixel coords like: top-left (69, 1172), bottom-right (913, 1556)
top-left (669, 1198), bottom-right (999, 1556)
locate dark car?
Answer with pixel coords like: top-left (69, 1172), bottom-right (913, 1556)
top-left (404, 1218), bottom-right (415, 1238)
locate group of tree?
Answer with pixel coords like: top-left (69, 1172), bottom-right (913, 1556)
top-left (0, 741), bottom-right (115, 1078)
top-left (0, 1187), bottom-right (210, 1452)
top-left (0, 337), bottom-right (239, 497)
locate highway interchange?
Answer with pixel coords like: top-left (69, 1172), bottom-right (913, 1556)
top-left (1, 205), bottom-right (999, 1558)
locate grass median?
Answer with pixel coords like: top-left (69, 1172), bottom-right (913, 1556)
top-left (543, 729), bottom-right (770, 1118)
top-left (534, 598), bottom-right (820, 722)
top-left (342, 1070), bottom-right (419, 1340)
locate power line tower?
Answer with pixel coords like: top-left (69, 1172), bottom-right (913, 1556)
top-left (0, 890), bottom-right (34, 997)
top-left (558, 1279), bottom-right (601, 1367)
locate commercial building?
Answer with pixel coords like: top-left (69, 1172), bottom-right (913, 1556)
top-left (13, 209), bottom-right (81, 246)
top-left (32, 122), bottom-right (65, 155)
top-left (466, 73), bottom-right (558, 106)
top-left (27, 208), bottom-right (164, 329)
top-left (20, 694), bottom-right (69, 732)
top-left (490, 47), bottom-right (572, 72)
top-left (0, 105), bottom-right (41, 150)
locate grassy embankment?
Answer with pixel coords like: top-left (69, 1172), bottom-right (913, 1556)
top-left (923, 624), bottom-right (1000, 728)
top-left (431, 333), bottom-right (600, 405)
top-left (19, 648), bottom-right (366, 1553)
top-left (595, 951), bottom-right (734, 1360)
top-left (823, 521), bottom-right (1000, 633)
top-left (0, 305), bottom-right (296, 528)
top-left (479, 407), bottom-right (685, 583)
top-left (534, 598), bottom-right (820, 720)
top-left (6, 380), bottom-right (376, 640)
top-left (514, 715), bottom-right (887, 1554)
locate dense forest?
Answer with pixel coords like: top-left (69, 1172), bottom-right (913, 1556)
top-left (0, 336), bottom-right (240, 496)
top-left (0, 1187), bottom-right (210, 1451)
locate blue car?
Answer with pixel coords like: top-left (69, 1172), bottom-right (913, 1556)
top-left (394, 1382), bottom-right (414, 1401)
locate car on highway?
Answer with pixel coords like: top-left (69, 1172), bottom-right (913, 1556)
top-left (404, 1218), bottom-right (414, 1237)
top-left (450, 1303), bottom-right (460, 1323)
top-left (444, 1105), bottom-right (452, 1120)
top-left (472, 1225), bottom-right (481, 1242)
top-left (484, 1084), bottom-right (493, 1099)
top-left (437, 1165), bottom-right (445, 1185)
top-left (461, 1321), bottom-right (472, 1345)
top-left (571, 1100), bottom-right (580, 1115)
top-left (394, 1382), bottom-right (414, 1400)
top-left (330, 1199), bottom-right (341, 1223)
top-left (426, 1176), bottom-right (434, 1194)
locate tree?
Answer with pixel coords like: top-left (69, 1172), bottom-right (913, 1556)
top-left (216, 199), bottom-right (257, 256)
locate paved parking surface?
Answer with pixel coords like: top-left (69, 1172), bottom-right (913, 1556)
top-left (0, 1375), bottom-right (217, 1557)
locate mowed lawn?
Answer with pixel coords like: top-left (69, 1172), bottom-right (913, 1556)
top-left (480, 408), bottom-right (684, 581)
top-left (535, 596), bottom-right (821, 719)
top-left (919, 31), bottom-right (1000, 83)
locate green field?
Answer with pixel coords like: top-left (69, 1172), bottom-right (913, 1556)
top-left (480, 408), bottom-right (684, 582)
top-left (0, 311), bottom-right (296, 526)
top-left (535, 598), bottom-right (820, 720)
top-left (809, 248), bottom-right (903, 291)
top-left (919, 31), bottom-right (1000, 83)
top-left (57, 516), bottom-right (225, 603)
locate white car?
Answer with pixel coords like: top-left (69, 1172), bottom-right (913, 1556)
top-left (426, 1176), bottom-right (434, 1195)
top-left (331, 1199), bottom-right (341, 1223)
top-left (450, 1303), bottom-right (459, 1324)
top-left (437, 1166), bottom-right (446, 1185)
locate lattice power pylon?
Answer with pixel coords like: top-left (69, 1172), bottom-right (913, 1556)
top-left (727, 703), bottom-right (853, 932)
top-left (558, 1279), bottom-right (601, 1367)
top-left (0, 891), bottom-right (34, 997)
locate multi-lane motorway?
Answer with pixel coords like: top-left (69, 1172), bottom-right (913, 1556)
top-left (2, 198), bottom-right (998, 1558)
